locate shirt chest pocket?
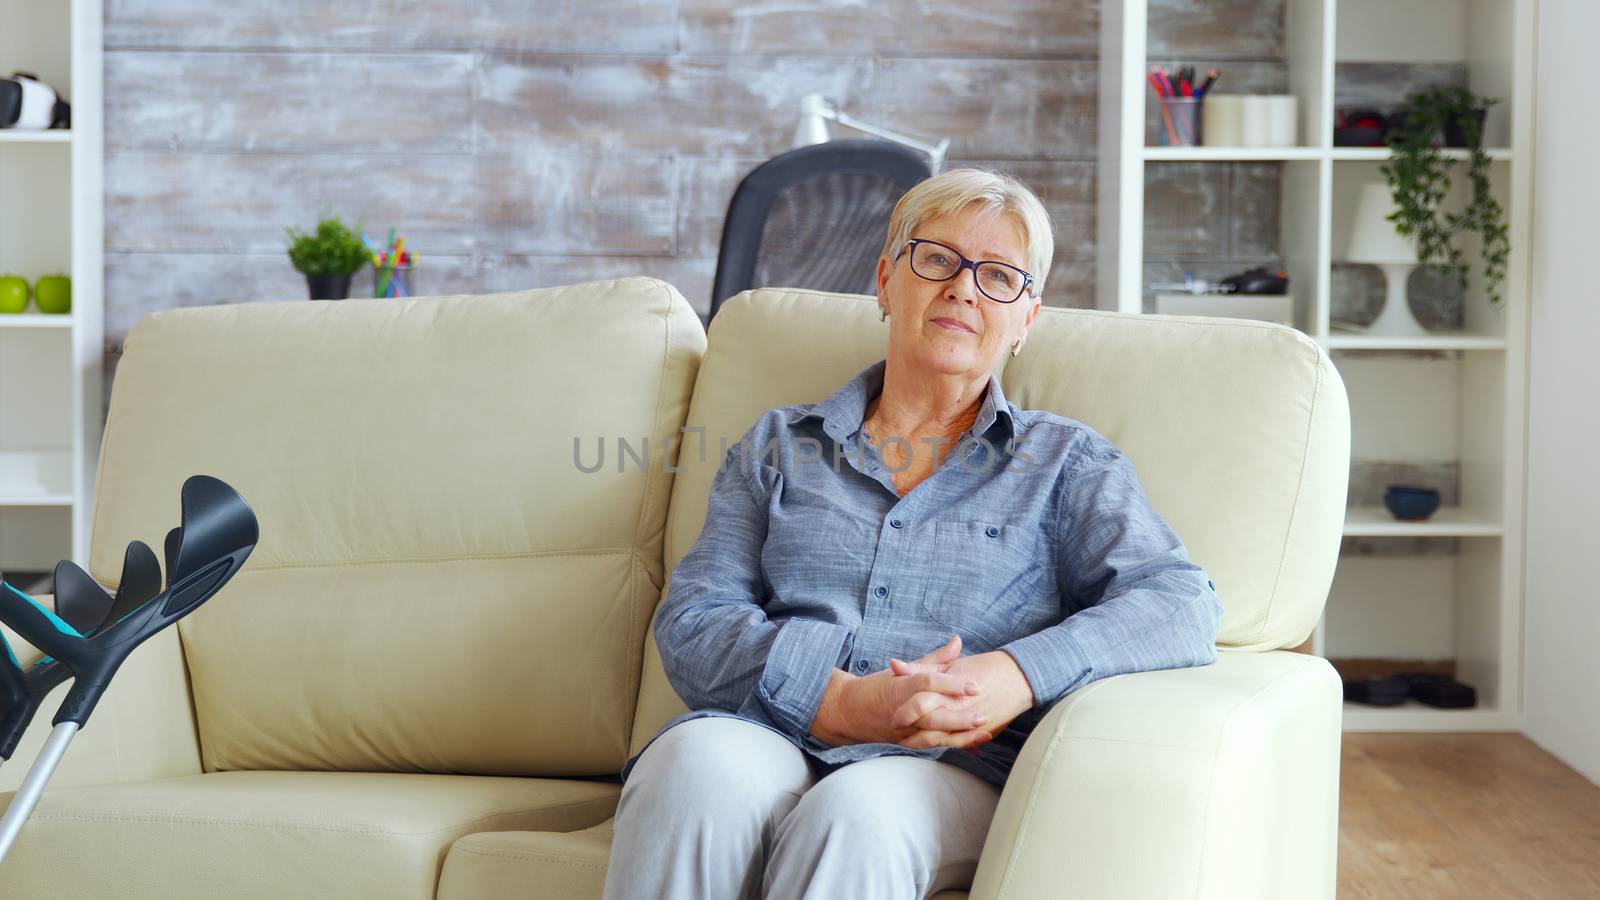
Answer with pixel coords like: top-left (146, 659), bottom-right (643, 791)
top-left (918, 520), bottom-right (1060, 651)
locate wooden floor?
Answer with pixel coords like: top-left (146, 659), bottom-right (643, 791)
top-left (1340, 733), bottom-right (1600, 898)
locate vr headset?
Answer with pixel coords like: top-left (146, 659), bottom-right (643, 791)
top-left (0, 72), bottom-right (71, 130)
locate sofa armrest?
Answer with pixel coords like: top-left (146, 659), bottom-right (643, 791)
top-left (1, 595), bottom-right (202, 792)
top-left (968, 650), bottom-right (1340, 900)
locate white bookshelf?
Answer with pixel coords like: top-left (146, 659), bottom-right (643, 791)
top-left (1099, 0), bottom-right (1535, 732)
top-left (0, 0), bottom-right (104, 572)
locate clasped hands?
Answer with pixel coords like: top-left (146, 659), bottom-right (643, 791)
top-left (809, 634), bottom-right (1035, 752)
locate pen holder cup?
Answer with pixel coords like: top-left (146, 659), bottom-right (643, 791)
top-left (1158, 97), bottom-right (1202, 146)
top-left (371, 261), bottom-right (415, 299)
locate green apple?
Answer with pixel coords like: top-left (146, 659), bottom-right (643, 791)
top-left (34, 274), bottom-right (70, 315)
top-left (0, 275), bottom-right (27, 313)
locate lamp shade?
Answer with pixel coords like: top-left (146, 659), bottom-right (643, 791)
top-left (793, 93), bottom-right (832, 147)
top-left (1346, 182), bottom-right (1418, 264)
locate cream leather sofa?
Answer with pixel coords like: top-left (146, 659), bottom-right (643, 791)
top-left (0, 277), bottom-right (1348, 899)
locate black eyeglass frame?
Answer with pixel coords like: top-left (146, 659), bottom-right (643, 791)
top-left (895, 238), bottom-right (1035, 303)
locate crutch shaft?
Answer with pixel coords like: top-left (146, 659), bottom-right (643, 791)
top-left (0, 721), bottom-right (78, 865)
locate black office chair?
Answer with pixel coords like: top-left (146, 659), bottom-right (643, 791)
top-left (708, 140), bottom-right (931, 320)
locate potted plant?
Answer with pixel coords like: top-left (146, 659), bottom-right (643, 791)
top-left (285, 216), bottom-right (370, 300)
top-left (1380, 86), bottom-right (1511, 305)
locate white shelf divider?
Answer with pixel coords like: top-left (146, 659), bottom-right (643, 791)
top-left (1343, 506), bottom-right (1503, 537)
top-left (1142, 147), bottom-right (1326, 161)
top-left (0, 315), bottom-right (75, 329)
top-left (1323, 331), bottom-right (1509, 351)
top-left (1330, 147), bottom-right (1512, 162)
top-left (0, 130), bottom-right (72, 144)
top-left (0, 495), bottom-right (74, 507)
top-left (1341, 704), bottom-right (1517, 732)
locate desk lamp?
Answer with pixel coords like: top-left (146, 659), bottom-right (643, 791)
top-left (794, 93), bottom-right (950, 175)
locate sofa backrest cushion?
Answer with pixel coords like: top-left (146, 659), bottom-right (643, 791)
top-left (95, 278), bottom-right (704, 775)
top-left (631, 288), bottom-right (1348, 756)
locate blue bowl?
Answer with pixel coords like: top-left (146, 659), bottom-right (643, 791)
top-left (1384, 486), bottom-right (1441, 521)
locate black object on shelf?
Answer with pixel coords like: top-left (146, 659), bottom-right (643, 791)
top-left (0, 72), bottom-right (70, 130)
top-left (1343, 673), bottom-right (1478, 708)
top-left (1395, 673), bottom-right (1478, 708)
top-left (1334, 108), bottom-right (1389, 147)
top-left (1219, 267), bottom-right (1289, 295)
top-left (1385, 107), bottom-right (1488, 149)
top-left (1344, 677), bottom-right (1410, 706)
top-left (1385, 485), bottom-right (1442, 521)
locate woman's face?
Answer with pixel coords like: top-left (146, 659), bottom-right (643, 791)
top-left (875, 205), bottom-right (1041, 382)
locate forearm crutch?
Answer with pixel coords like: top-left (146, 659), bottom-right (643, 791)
top-left (0, 475), bottom-right (257, 864)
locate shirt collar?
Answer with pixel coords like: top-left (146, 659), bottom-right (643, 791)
top-left (801, 360), bottom-right (1016, 444)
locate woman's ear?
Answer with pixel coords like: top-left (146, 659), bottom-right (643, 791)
top-left (875, 254), bottom-right (892, 297)
top-left (1020, 296), bottom-right (1043, 339)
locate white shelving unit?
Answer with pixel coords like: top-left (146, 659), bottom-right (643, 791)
top-left (0, 0), bottom-right (104, 571)
top-left (1100, 0), bottom-right (1535, 732)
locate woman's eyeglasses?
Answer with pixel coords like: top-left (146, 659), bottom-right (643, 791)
top-left (896, 238), bottom-right (1034, 303)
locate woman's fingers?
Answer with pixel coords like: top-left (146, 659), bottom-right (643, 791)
top-left (891, 691), bottom-right (943, 729)
top-left (912, 634), bottom-right (961, 666)
top-left (888, 660), bottom-right (971, 688)
top-left (891, 635), bottom-right (965, 677)
top-left (888, 657), bottom-right (943, 677)
top-left (897, 727), bottom-right (993, 751)
top-left (891, 687), bottom-right (980, 729)
top-left (907, 706), bottom-right (989, 733)
top-left (914, 671), bottom-right (979, 698)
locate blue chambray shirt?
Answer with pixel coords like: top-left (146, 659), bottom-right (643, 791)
top-left (624, 360), bottom-right (1224, 789)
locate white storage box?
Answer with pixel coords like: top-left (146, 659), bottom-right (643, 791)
top-left (1154, 293), bottom-right (1295, 327)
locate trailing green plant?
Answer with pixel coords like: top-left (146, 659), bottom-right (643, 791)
top-left (285, 216), bottom-right (370, 277)
top-left (1380, 86), bottom-right (1510, 305)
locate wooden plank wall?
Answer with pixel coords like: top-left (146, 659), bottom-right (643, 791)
top-left (101, 0), bottom-right (1290, 350)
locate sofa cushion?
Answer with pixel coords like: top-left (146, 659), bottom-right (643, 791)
top-left (91, 278), bottom-right (705, 775)
top-left (439, 818), bottom-right (616, 899)
top-left (631, 288), bottom-right (1348, 756)
top-left (0, 770), bottom-right (619, 899)
top-left (437, 820), bottom-right (973, 899)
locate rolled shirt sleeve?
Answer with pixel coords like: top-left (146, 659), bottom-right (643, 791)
top-left (652, 438), bottom-right (851, 740)
top-left (1001, 442), bottom-right (1225, 706)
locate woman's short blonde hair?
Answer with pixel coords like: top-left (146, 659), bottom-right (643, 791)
top-left (880, 168), bottom-right (1054, 299)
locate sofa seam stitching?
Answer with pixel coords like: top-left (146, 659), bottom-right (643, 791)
top-left (1250, 339), bottom-right (1323, 646)
top-left (989, 678), bottom-right (1107, 897)
top-left (1191, 658), bottom-right (1316, 895)
top-left (27, 796), bottom-right (618, 838)
top-left (450, 844), bottom-right (608, 871)
top-left (623, 279), bottom-right (677, 755)
top-left (235, 547), bottom-right (634, 573)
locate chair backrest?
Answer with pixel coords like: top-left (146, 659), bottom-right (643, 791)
top-left (708, 140), bottom-right (929, 319)
top-left (93, 278), bottom-right (705, 776)
top-left (631, 288), bottom-right (1349, 755)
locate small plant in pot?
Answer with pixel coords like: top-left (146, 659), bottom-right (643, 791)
top-left (1380, 86), bottom-right (1511, 305)
top-left (285, 216), bottom-right (370, 300)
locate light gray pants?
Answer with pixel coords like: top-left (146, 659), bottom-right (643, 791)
top-left (602, 716), bottom-right (1002, 900)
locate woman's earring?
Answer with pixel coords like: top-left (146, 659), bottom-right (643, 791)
top-left (880, 306), bottom-right (889, 322)
top-left (1010, 339), bottom-right (1023, 358)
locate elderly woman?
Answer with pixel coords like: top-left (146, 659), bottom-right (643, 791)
top-left (602, 169), bottom-right (1224, 900)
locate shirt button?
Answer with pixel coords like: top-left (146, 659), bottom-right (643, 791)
top-left (890, 518), bottom-right (903, 529)
top-left (985, 525), bottom-right (1000, 538)
top-left (874, 585), bottom-right (889, 598)
top-left (855, 659), bottom-right (870, 673)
